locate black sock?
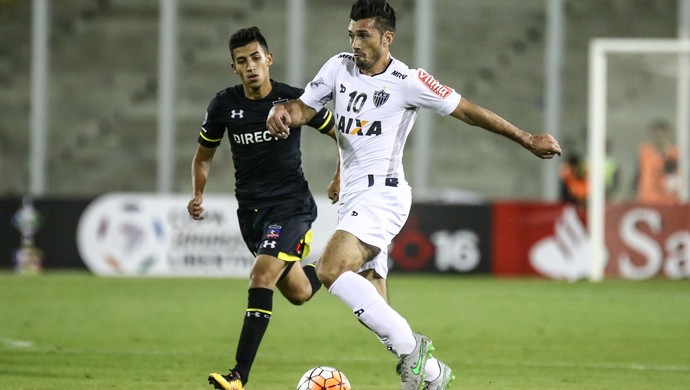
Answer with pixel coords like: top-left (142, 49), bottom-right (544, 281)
top-left (234, 287), bottom-right (273, 384)
top-left (303, 263), bottom-right (322, 297)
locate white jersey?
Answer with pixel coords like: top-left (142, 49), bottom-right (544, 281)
top-left (300, 52), bottom-right (462, 195)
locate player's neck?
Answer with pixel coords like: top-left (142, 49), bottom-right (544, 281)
top-left (361, 54), bottom-right (392, 76)
top-left (243, 80), bottom-right (272, 100)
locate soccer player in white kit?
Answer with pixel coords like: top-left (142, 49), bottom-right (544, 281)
top-left (267, 1), bottom-right (562, 389)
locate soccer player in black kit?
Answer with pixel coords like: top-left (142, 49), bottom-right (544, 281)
top-left (187, 27), bottom-right (336, 390)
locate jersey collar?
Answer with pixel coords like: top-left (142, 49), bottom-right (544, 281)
top-left (359, 56), bottom-right (394, 77)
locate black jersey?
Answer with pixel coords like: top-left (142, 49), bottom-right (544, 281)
top-left (198, 80), bottom-right (334, 210)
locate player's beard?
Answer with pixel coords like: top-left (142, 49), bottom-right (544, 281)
top-left (355, 49), bottom-right (382, 72)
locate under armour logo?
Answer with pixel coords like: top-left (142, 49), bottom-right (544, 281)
top-left (262, 240), bottom-right (276, 249)
top-left (351, 211), bottom-right (358, 216)
top-left (354, 308), bottom-right (364, 317)
top-left (340, 84), bottom-right (346, 93)
top-left (230, 109), bottom-right (244, 119)
top-left (246, 312), bottom-right (270, 319)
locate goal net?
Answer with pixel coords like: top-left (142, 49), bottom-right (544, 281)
top-left (587, 39), bottom-right (690, 281)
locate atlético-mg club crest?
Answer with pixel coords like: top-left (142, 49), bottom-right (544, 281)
top-left (373, 88), bottom-right (390, 107)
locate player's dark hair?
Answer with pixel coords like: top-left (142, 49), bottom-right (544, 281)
top-left (229, 26), bottom-right (269, 60)
top-left (350, 0), bottom-right (396, 33)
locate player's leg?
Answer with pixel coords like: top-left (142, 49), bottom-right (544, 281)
top-left (361, 268), bottom-right (454, 388)
top-left (357, 268), bottom-right (397, 354)
top-left (322, 187), bottom-right (436, 389)
top-left (320, 232), bottom-right (432, 390)
top-left (234, 254), bottom-right (287, 380)
top-left (271, 197), bottom-right (322, 305)
top-left (272, 223), bottom-right (321, 304)
top-left (360, 268), bottom-right (388, 301)
top-left (275, 259), bottom-right (321, 305)
top-left (210, 207), bottom-right (287, 390)
top-left (209, 253), bottom-right (286, 390)
top-left (319, 187), bottom-right (413, 352)
top-left (210, 199), bottom-right (321, 389)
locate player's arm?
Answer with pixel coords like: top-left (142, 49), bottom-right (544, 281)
top-left (306, 108), bottom-right (340, 203)
top-left (188, 144), bottom-right (216, 220)
top-left (323, 125), bottom-right (341, 204)
top-left (266, 99), bottom-right (318, 139)
top-left (327, 141), bottom-right (341, 204)
top-left (306, 107), bottom-right (337, 138)
top-left (450, 97), bottom-right (562, 159)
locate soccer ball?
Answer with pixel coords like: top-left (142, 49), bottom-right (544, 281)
top-left (296, 366), bottom-right (351, 390)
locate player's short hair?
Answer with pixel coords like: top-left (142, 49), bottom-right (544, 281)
top-left (229, 26), bottom-right (269, 60)
top-left (350, 0), bottom-right (396, 33)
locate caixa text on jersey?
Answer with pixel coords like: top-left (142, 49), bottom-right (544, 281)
top-left (336, 114), bottom-right (382, 136)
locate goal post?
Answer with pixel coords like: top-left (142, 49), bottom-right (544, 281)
top-left (587, 38), bottom-right (690, 281)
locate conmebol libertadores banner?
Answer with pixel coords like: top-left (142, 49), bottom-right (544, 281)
top-left (77, 193), bottom-right (338, 277)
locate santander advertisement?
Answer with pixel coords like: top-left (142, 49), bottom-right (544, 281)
top-left (389, 202), bottom-right (690, 280)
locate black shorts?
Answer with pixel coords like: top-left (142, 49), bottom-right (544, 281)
top-left (237, 195), bottom-right (317, 262)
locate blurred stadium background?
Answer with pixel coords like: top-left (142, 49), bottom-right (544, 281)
top-left (0, 0), bottom-right (682, 199)
top-left (1, 0), bottom-right (689, 279)
top-left (2, 3), bottom-right (690, 388)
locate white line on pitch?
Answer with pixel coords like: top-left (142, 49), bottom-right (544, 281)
top-left (3, 346), bottom-right (688, 373)
top-left (0, 338), bottom-right (34, 348)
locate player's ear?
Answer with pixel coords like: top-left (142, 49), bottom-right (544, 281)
top-left (231, 61), bottom-right (237, 73)
top-left (266, 51), bottom-right (273, 66)
top-left (383, 31), bottom-right (395, 48)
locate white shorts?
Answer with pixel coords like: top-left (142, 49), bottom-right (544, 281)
top-left (337, 180), bottom-right (412, 278)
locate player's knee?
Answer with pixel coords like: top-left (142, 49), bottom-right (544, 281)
top-left (284, 286), bottom-right (311, 306)
top-left (290, 298), bottom-right (307, 306)
top-left (249, 272), bottom-right (275, 289)
top-left (286, 295), bottom-right (308, 306)
top-left (315, 263), bottom-right (344, 288)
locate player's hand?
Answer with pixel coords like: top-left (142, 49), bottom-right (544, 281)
top-left (529, 133), bottom-right (562, 159)
top-left (187, 195), bottom-right (204, 220)
top-left (327, 177), bottom-right (340, 204)
top-left (267, 104), bottom-right (292, 139)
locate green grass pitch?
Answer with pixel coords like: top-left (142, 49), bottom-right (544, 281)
top-left (1, 272), bottom-right (689, 389)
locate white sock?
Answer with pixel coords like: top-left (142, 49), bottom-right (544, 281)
top-left (376, 335), bottom-right (397, 355)
top-left (329, 271), bottom-right (416, 356)
top-left (424, 358), bottom-right (441, 382)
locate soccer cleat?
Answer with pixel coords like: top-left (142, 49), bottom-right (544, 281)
top-left (423, 359), bottom-right (455, 390)
top-left (397, 333), bottom-right (434, 390)
top-left (208, 370), bottom-right (244, 390)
